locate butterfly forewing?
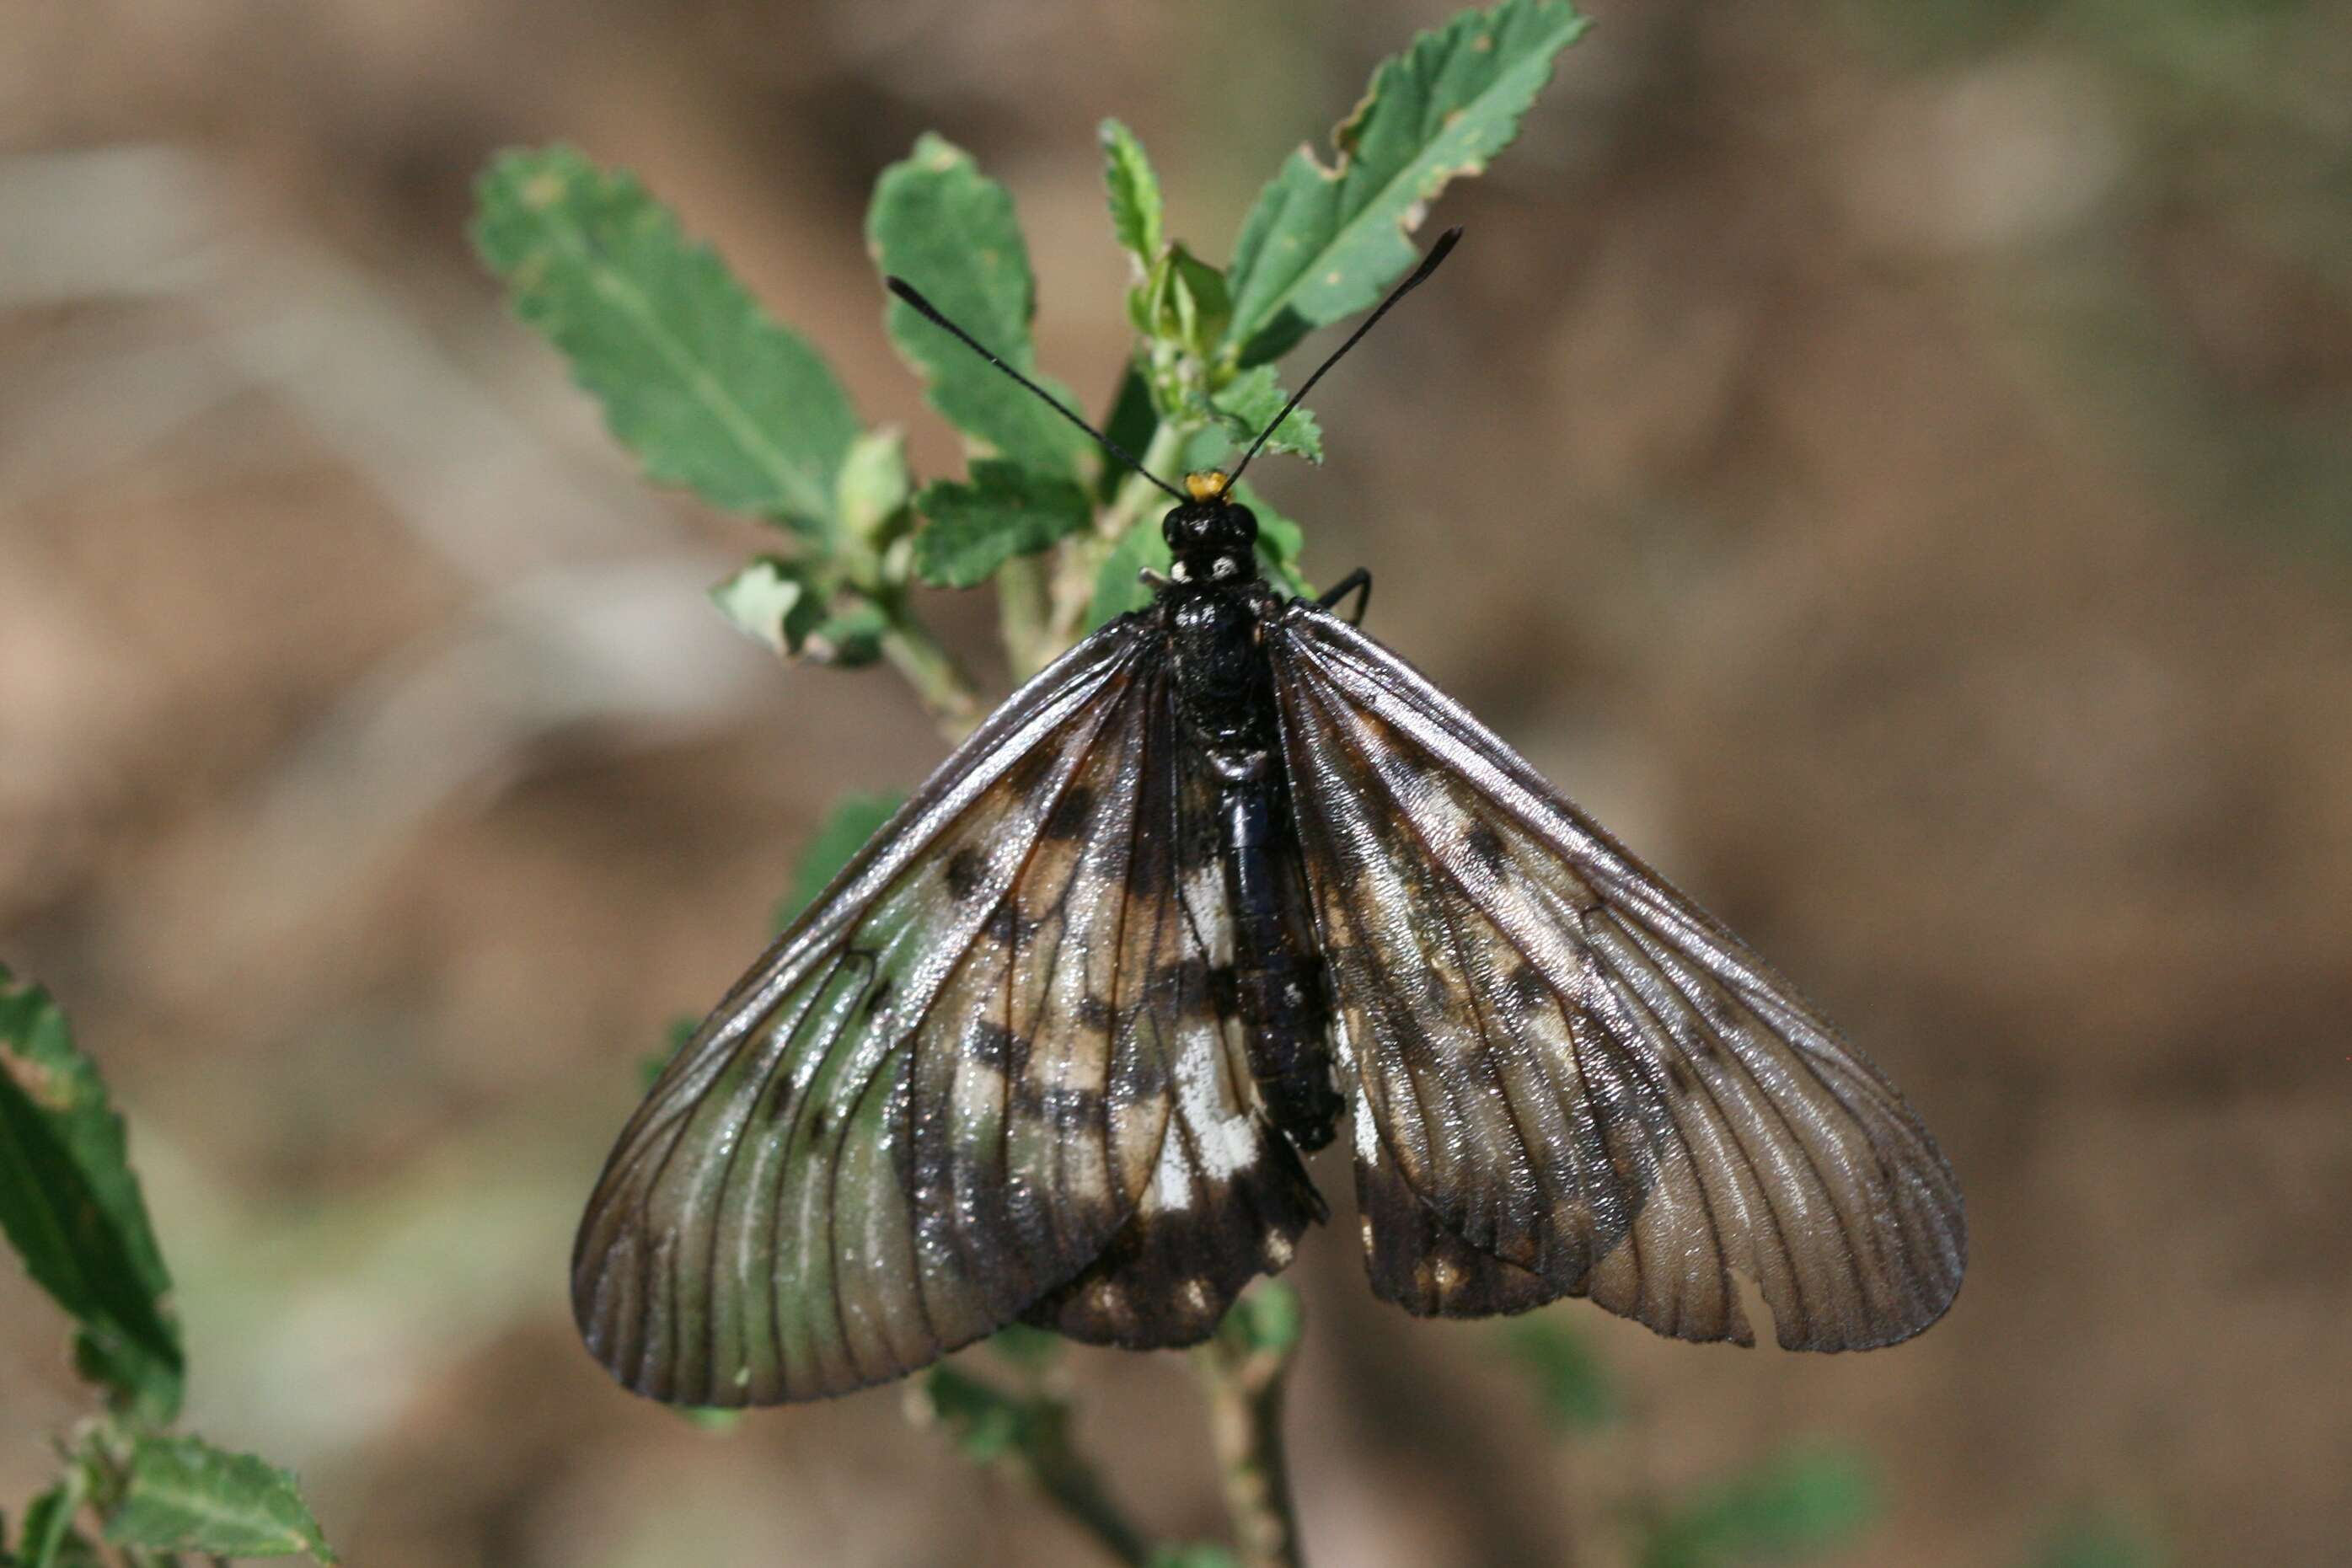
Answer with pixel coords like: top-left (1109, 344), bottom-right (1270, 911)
top-left (573, 615), bottom-right (1321, 1403)
top-left (1267, 602), bottom-right (1965, 1351)
top-left (574, 621), bottom-right (1179, 1403)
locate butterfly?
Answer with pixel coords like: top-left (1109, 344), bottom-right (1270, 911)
top-left (572, 230), bottom-right (1966, 1405)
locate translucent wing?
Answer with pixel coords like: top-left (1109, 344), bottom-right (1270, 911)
top-left (1267, 604), bottom-right (1965, 1351)
top-left (574, 618), bottom-right (1310, 1405)
top-left (1021, 741), bottom-right (1323, 1349)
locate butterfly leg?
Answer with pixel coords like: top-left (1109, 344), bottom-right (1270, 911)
top-left (1315, 569), bottom-right (1372, 627)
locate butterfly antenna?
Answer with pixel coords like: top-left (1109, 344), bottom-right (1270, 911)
top-left (1224, 227), bottom-right (1465, 490)
top-left (884, 276), bottom-right (1187, 504)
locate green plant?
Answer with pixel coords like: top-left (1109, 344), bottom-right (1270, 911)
top-left (471, 4), bottom-right (1586, 1564)
top-left (0, 966), bottom-right (337, 1566)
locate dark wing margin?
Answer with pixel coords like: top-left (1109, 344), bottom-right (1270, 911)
top-left (1268, 603), bottom-right (1965, 1351)
top-left (574, 618), bottom-right (1185, 1405)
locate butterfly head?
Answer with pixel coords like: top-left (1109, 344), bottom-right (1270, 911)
top-left (1162, 471), bottom-right (1259, 586)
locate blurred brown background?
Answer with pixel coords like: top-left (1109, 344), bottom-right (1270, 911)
top-left (4, 1), bottom-right (2349, 1564)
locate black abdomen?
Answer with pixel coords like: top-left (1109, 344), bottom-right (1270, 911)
top-left (1221, 781), bottom-right (1342, 1150)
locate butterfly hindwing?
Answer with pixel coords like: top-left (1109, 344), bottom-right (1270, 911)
top-left (1022, 718), bottom-right (1324, 1347)
top-left (1268, 603), bottom-right (1965, 1351)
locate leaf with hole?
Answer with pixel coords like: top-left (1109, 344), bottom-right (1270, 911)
top-left (1224, 0), bottom-right (1587, 363)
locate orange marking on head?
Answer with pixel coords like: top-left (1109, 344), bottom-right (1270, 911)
top-left (1184, 469), bottom-right (1230, 503)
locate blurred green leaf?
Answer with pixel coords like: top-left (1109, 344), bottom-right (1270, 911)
top-left (1209, 365), bottom-right (1323, 463)
top-left (1638, 1448), bottom-right (1876, 1568)
top-left (473, 146), bottom-right (860, 536)
top-left (987, 1322), bottom-right (1066, 1369)
top-left (1497, 1313), bottom-right (1619, 1432)
top-left (871, 135), bottom-right (1090, 475)
top-left (676, 1406), bottom-right (747, 1436)
top-left (0, 967), bottom-right (182, 1421)
top-left (17, 1474), bottom-right (100, 1568)
top-left (640, 1014), bottom-right (700, 1089)
top-left (1135, 243), bottom-right (1235, 361)
top-left (1100, 118), bottom-right (1165, 267)
top-left (1149, 1547), bottom-right (1241, 1568)
top-left (1096, 364), bottom-right (1160, 503)
top-left (1088, 516), bottom-right (1175, 628)
top-left (802, 603), bottom-right (889, 668)
top-left (709, 556), bottom-right (828, 657)
top-left (781, 791), bottom-right (908, 928)
top-left (919, 1365), bottom-right (1031, 1464)
top-left (1224, 0), bottom-right (1587, 363)
top-left (1250, 499), bottom-right (1314, 599)
top-left (2029, 1512), bottom-right (2167, 1568)
top-left (1220, 1281), bottom-right (1303, 1354)
top-left (104, 1434), bottom-right (336, 1564)
top-left (913, 461), bottom-right (1094, 588)
top-left (836, 427), bottom-right (914, 546)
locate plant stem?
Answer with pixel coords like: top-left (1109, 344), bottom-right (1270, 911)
top-left (1016, 1399), bottom-right (1154, 1567)
top-left (1196, 1317), bottom-right (1307, 1568)
top-left (995, 556), bottom-right (1054, 682)
top-left (880, 612), bottom-right (982, 735)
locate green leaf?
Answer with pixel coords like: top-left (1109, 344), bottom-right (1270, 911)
top-left (18, 1474), bottom-right (100, 1568)
top-left (640, 1014), bottom-right (700, 1089)
top-left (802, 603), bottom-right (888, 668)
top-left (780, 791), bottom-right (907, 928)
top-left (835, 427), bottom-right (914, 546)
top-left (1250, 499), bottom-right (1313, 599)
top-left (871, 135), bottom-right (1089, 475)
top-left (1219, 1281), bottom-right (1303, 1354)
top-left (1150, 1548), bottom-right (1241, 1568)
top-left (473, 146), bottom-right (860, 535)
top-left (709, 556), bottom-right (827, 657)
top-left (1224, 0), bottom-right (1588, 363)
top-left (1135, 243), bottom-right (1234, 361)
top-left (1100, 118), bottom-right (1165, 267)
top-left (917, 1366), bottom-right (1030, 1464)
top-left (2029, 1512), bottom-right (2166, 1568)
top-left (1497, 1313), bottom-right (1618, 1432)
top-left (1209, 365), bottom-right (1322, 463)
top-left (913, 460), bottom-right (1094, 589)
top-left (0, 967), bottom-right (182, 1421)
top-left (1638, 1448), bottom-right (1875, 1568)
top-left (986, 1322), bottom-right (1064, 1369)
top-left (1096, 365), bottom-right (1159, 503)
top-left (1087, 517), bottom-right (1173, 628)
top-left (676, 1405), bottom-right (747, 1435)
top-left (105, 1434), bottom-right (337, 1564)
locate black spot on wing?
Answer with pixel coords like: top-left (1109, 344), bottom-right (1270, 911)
top-left (945, 846), bottom-right (986, 902)
top-left (1042, 784), bottom-right (1096, 841)
top-left (968, 1019), bottom-right (1028, 1077)
top-left (1463, 821), bottom-right (1508, 874)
